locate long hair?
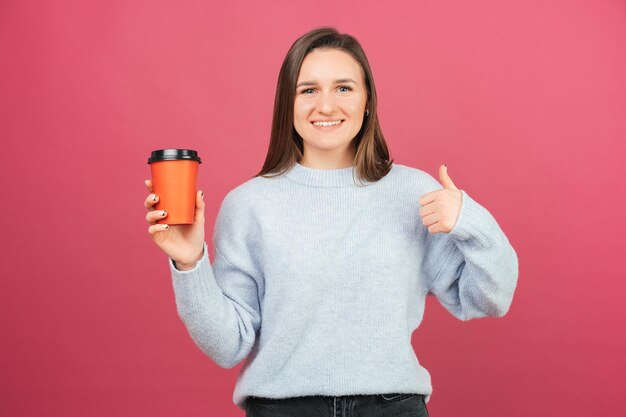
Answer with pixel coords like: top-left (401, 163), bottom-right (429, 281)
top-left (255, 26), bottom-right (393, 185)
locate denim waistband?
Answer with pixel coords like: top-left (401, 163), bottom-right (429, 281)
top-left (249, 393), bottom-right (425, 401)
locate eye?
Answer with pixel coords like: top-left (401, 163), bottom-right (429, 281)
top-left (299, 86), bottom-right (353, 95)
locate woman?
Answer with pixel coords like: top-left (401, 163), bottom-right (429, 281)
top-left (143, 26), bottom-right (518, 417)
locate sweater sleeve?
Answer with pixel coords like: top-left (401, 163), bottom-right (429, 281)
top-left (168, 189), bottom-right (262, 368)
top-left (423, 189), bottom-right (519, 321)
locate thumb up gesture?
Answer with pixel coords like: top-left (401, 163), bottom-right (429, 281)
top-left (418, 164), bottom-right (463, 234)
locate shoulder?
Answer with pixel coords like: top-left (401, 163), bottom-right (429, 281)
top-left (214, 176), bottom-right (269, 240)
top-left (218, 173), bottom-right (285, 220)
top-left (220, 176), bottom-right (266, 211)
top-left (388, 163), bottom-right (443, 194)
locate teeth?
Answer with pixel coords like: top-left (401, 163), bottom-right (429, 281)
top-left (313, 120), bottom-right (342, 126)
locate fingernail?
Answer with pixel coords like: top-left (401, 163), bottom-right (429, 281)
top-left (163, 224), bottom-right (169, 229)
top-left (201, 191), bottom-right (204, 199)
top-left (161, 210), bottom-right (166, 216)
top-left (153, 195), bottom-right (157, 201)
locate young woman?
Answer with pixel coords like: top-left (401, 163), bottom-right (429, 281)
top-left (143, 27), bottom-right (518, 417)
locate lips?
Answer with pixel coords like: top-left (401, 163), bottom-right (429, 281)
top-left (311, 120), bottom-right (344, 124)
top-left (311, 120), bottom-right (344, 131)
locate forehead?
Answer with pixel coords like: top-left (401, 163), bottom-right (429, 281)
top-left (297, 48), bottom-right (363, 83)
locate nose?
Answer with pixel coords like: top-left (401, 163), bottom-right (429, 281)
top-left (315, 90), bottom-right (337, 114)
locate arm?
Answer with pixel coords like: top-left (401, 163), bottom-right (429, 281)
top-left (168, 190), bottom-right (262, 368)
top-left (423, 189), bottom-right (519, 321)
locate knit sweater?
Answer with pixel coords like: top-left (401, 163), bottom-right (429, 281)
top-left (168, 161), bottom-right (519, 411)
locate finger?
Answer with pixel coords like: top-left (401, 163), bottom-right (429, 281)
top-left (148, 223), bottom-right (169, 235)
top-left (419, 204), bottom-right (436, 218)
top-left (144, 193), bottom-right (159, 210)
top-left (146, 209), bottom-right (167, 224)
top-left (194, 190), bottom-right (205, 224)
top-left (421, 212), bottom-right (438, 227)
top-left (418, 191), bottom-right (437, 207)
top-left (439, 164), bottom-right (459, 190)
top-left (428, 223), bottom-right (442, 234)
top-left (145, 179), bottom-right (154, 192)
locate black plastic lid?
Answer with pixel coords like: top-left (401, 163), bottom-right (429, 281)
top-left (148, 149), bottom-right (202, 164)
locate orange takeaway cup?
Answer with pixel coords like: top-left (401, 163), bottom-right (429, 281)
top-left (147, 149), bottom-right (202, 225)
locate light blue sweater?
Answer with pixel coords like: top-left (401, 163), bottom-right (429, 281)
top-left (168, 162), bottom-right (519, 411)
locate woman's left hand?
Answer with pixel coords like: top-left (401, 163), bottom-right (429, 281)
top-left (418, 164), bottom-right (463, 234)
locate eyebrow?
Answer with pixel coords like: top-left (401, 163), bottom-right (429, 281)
top-left (296, 78), bottom-right (357, 88)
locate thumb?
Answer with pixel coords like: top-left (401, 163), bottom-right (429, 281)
top-left (439, 164), bottom-right (459, 190)
top-left (194, 190), bottom-right (206, 224)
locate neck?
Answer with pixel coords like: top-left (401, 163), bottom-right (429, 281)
top-left (299, 146), bottom-right (356, 170)
top-left (285, 162), bottom-right (361, 187)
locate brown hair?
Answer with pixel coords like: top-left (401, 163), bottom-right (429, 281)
top-left (255, 26), bottom-right (393, 185)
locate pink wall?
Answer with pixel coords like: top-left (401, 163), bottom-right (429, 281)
top-left (1, 1), bottom-right (624, 416)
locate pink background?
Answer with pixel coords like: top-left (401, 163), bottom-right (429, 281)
top-left (1, 0), bottom-right (625, 416)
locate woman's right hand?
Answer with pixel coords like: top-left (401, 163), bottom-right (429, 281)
top-left (144, 179), bottom-right (206, 270)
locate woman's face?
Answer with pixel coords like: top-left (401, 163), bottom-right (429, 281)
top-left (293, 48), bottom-right (368, 166)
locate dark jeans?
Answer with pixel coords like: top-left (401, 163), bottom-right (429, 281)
top-left (246, 393), bottom-right (429, 417)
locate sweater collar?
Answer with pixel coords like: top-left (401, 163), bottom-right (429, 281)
top-left (285, 162), bottom-right (362, 187)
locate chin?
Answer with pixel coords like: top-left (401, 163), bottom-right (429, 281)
top-left (309, 135), bottom-right (350, 145)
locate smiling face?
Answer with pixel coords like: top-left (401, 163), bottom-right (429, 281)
top-left (293, 48), bottom-right (368, 168)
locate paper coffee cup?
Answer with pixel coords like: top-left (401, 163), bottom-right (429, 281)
top-left (147, 149), bottom-right (202, 225)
